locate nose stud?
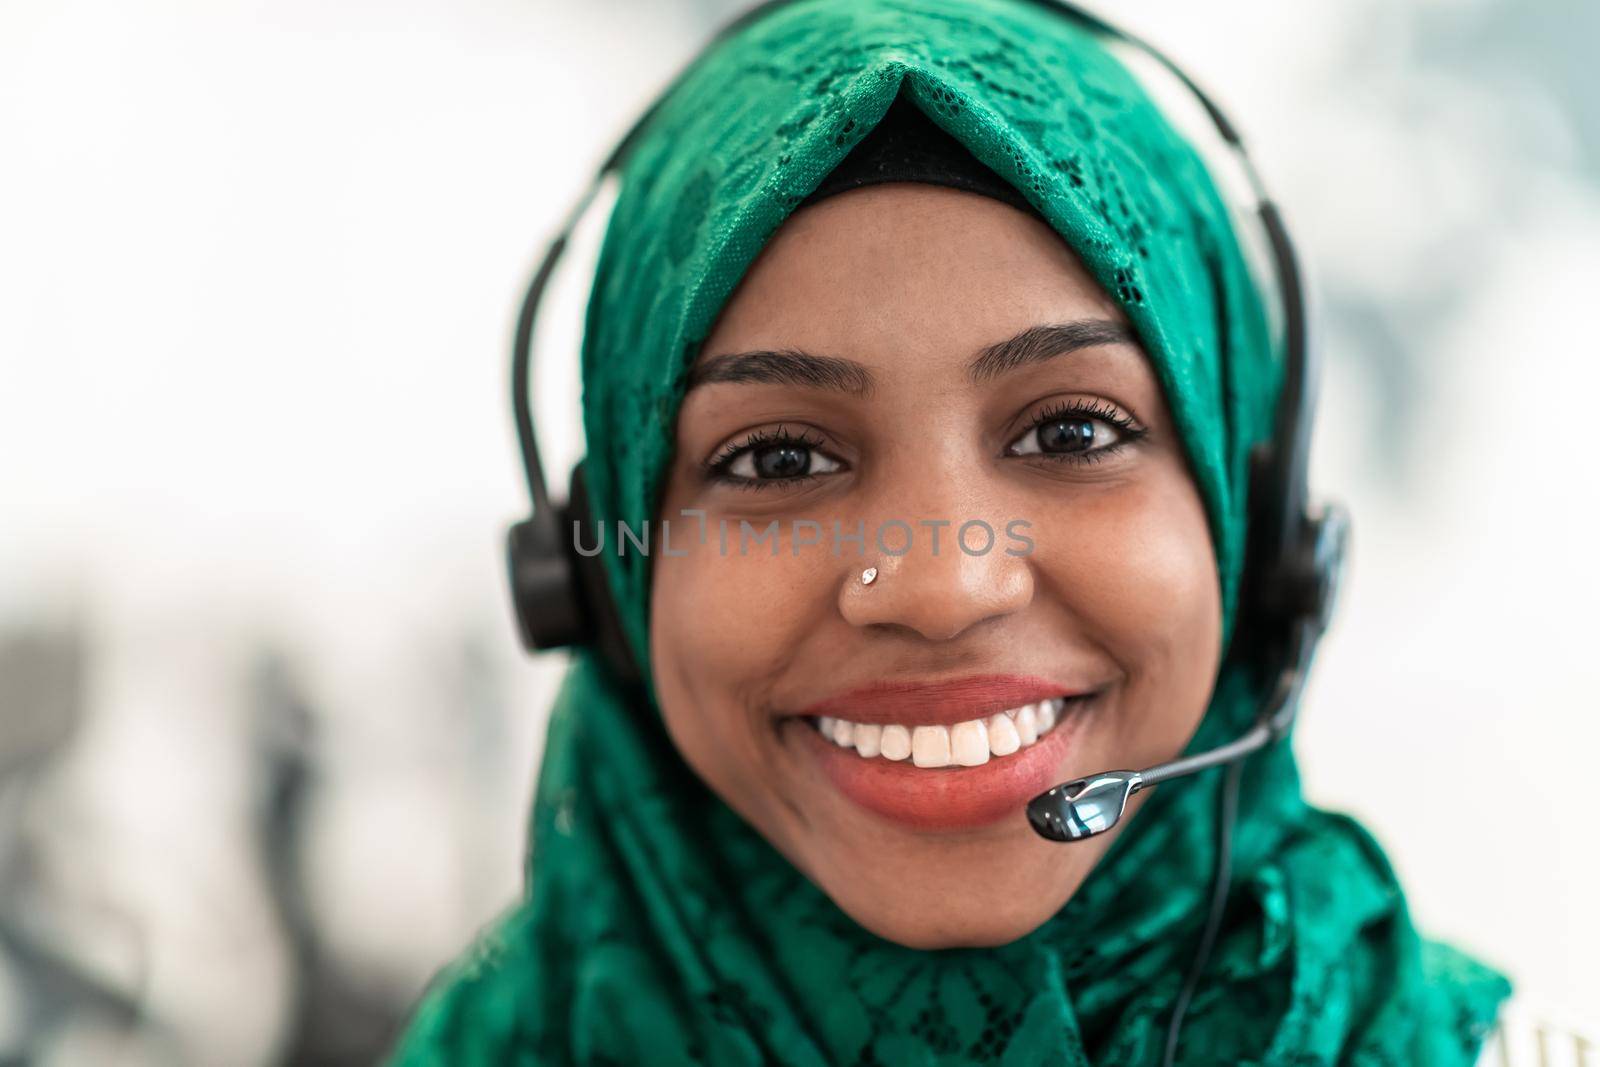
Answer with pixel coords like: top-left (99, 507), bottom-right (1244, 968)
top-left (861, 566), bottom-right (878, 586)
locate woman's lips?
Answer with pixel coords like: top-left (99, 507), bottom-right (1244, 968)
top-left (794, 694), bottom-right (1092, 832)
top-left (799, 673), bottom-right (1089, 726)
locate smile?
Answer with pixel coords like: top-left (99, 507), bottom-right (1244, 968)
top-left (792, 675), bottom-right (1100, 831)
top-left (810, 698), bottom-right (1070, 768)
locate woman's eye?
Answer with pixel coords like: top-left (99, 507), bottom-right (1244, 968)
top-left (717, 437), bottom-right (843, 483)
top-left (1006, 407), bottom-right (1136, 459)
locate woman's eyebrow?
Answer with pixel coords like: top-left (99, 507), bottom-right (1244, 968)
top-left (968, 320), bottom-right (1139, 381)
top-left (686, 320), bottom-right (1133, 394)
top-left (687, 349), bottom-right (876, 396)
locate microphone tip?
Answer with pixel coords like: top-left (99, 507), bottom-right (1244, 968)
top-left (1026, 772), bottom-right (1140, 843)
top-left (1026, 786), bottom-right (1076, 842)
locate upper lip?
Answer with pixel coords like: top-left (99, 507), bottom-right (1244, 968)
top-left (795, 673), bottom-right (1091, 728)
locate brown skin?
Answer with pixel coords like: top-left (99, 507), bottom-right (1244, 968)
top-left (648, 184), bottom-right (1221, 948)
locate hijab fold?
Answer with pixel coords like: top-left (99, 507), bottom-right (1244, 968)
top-left (392, 1), bottom-right (1508, 1062)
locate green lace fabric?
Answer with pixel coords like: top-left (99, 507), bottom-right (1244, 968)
top-left (391, 1), bottom-right (1510, 1062)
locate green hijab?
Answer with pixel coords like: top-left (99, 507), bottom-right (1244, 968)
top-left (392, 1), bottom-right (1509, 1062)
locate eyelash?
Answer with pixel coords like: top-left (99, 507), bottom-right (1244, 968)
top-left (1015, 398), bottom-right (1148, 465)
top-left (701, 400), bottom-right (1146, 489)
top-left (703, 424), bottom-right (833, 489)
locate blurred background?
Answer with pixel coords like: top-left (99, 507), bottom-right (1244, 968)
top-left (2, 0), bottom-right (1595, 1062)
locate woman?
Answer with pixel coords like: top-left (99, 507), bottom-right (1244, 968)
top-left (394, 1), bottom-right (1518, 1062)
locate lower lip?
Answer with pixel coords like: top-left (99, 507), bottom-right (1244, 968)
top-left (796, 707), bottom-right (1088, 832)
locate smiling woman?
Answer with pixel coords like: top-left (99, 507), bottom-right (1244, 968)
top-left (392, 1), bottom-right (1513, 1064)
top-left (651, 170), bottom-right (1222, 949)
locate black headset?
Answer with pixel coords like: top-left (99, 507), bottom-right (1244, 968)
top-left (504, 5), bottom-right (1351, 1057)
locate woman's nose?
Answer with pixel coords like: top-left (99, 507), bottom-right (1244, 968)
top-left (837, 523), bottom-right (1034, 641)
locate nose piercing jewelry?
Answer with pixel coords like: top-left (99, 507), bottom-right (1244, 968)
top-left (861, 566), bottom-right (878, 586)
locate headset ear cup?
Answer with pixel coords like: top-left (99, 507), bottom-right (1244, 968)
top-left (1239, 440), bottom-right (1285, 643)
top-left (504, 463), bottom-right (643, 686)
top-left (506, 509), bottom-right (588, 654)
top-left (1300, 503), bottom-right (1351, 635)
top-left (564, 463), bottom-right (645, 687)
top-left (1239, 438), bottom-right (1351, 648)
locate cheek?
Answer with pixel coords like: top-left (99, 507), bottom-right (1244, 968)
top-left (651, 539), bottom-right (827, 689)
top-left (1032, 470), bottom-right (1221, 692)
top-left (647, 526), bottom-right (834, 797)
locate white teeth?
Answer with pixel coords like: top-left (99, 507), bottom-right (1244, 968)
top-left (1014, 705), bottom-right (1039, 745)
top-left (1036, 700), bottom-right (1057, 733)
top-left (812, 696), bottom-right (1076, 767)
top-left (853, 722), bottom-right (882, 758)
top-left (879, 724), bottom-right (912, 761)
top-left (950, 719), bottom-right (990, 766)
top-left (830, 717), bottom-right (854, 747)
top-left (986, 713), bottom-right (1020, 756)
top-left (911, 725), bottom-right (952, 768)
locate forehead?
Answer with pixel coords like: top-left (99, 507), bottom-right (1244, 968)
top-left (700, 183), bottom-right (1129, 374)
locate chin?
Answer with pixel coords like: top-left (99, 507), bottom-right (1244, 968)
top-left (835, 880), bottom-right (1078, 950)
top-left (794, 829), bottom-right (1104, 950)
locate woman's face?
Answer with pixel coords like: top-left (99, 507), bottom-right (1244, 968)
top-left (649, 184), bottom-right (1222, 948)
